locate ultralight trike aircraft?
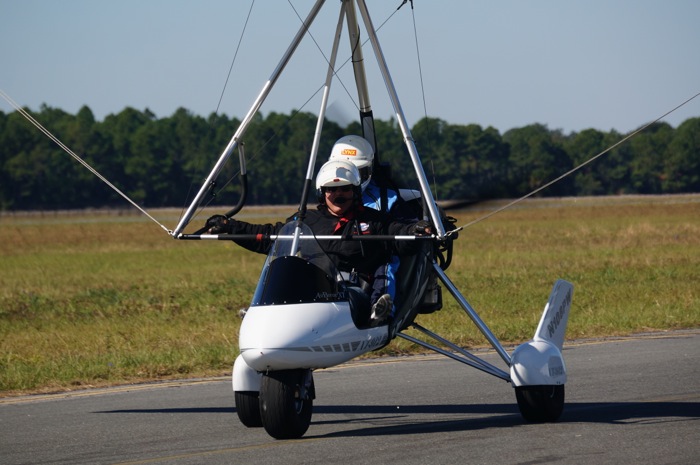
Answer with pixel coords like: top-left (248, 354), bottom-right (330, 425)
top-left (170, 0), bottom-right (574, 440)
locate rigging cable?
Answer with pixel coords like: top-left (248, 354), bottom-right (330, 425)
top-left (401, 0), bottom-right (439, 201)
top-left (403, 0), bottom-right (427, 120)
top-left (0, 89), bottom-right (172, 235)
top-left (393, 2), bottom-right (697, 233)
top-left (214, 0), bottom-right (255, 115)
top-left (286, 0), bottom-right (402, 115)
top-left (193, 0), bottom-right (334, 211)
top-left (448, 91), bottom-right (700, 236)
top-left (181, 0), bottom-right (255, 221)
top-left (204, 1), bottom-right (402, 205)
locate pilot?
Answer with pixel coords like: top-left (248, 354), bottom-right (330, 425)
top-left (205, 160), bottom-right (431, 326)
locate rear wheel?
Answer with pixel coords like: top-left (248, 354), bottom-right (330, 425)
top-left (515, 384), bottom-right (565, 422)
top-left (234, 391), bottom-right (262, 427)
top-left (259, 369), bottom-right (314, 439)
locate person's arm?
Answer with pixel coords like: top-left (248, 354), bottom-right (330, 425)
top-left (204, 215), bottom-right (283, 254)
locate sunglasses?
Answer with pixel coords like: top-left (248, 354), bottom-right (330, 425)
top-left (324, 185), bottom-right (353, 193)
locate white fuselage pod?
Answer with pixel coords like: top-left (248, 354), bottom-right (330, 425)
top-left (239, 302), bottom-right (388, 372)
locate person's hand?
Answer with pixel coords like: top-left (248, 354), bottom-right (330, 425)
top-left (410, 220), bottom-right (432, 236)
top-left (205, 215), bottom-right (232, 234)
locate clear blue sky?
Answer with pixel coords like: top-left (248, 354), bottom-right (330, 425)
top-left (1, 0), bottom-right (698, 135)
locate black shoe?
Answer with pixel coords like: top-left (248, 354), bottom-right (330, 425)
top-left (370, 294), bottom-right (392, 325)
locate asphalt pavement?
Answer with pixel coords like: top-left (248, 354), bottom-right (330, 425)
top-left (1, 330), bottom-right (698, 465)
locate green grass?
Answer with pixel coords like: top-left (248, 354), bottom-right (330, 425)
top-left (1, 197), bottom-right (698, 394)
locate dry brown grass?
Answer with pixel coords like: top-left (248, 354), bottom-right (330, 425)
top-left (1, 196), bottom-right (698, 394)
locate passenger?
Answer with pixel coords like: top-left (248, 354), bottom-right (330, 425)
top-left (329, 135), bottom-right (403, 212)
top-left (205, 160), bottom-right (431, 326)
top-left (328, 135), bottom-right (410, 319)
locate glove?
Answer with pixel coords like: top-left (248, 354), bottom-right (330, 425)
top-left (205, 214), bottom-right (232, 234)
top-left (410, 220), bottom-right (432, 237)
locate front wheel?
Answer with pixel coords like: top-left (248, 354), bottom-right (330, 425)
top-left (235, 391), bottom-right (262, 427)
top-left (259, 369), bottom-right (314, 439)
top-left (515, 384), bottom-right (565, 422)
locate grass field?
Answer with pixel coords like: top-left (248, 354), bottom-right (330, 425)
top-left (1, 195), bottom-right (698, 395)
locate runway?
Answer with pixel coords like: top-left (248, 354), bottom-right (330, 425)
top-left (1, 330), bottom-right (698, 464)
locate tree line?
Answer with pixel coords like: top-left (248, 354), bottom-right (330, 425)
top-left (0, 104), bottom-right (698, 211)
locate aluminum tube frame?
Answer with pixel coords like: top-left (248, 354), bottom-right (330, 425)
top-left (355, 0), bottom-right (445, 238)
top-left (433, 262), bottom-right (513, 366)
top-left (172, 0), bottom-right (326, 238)
top-left (177, 234), bottom-right (431, 241)
top-left (296, 7), bottom-right (346, 219)
top-left (344, 1), bottom-right (376, 152)
top-left (397, 331), bottom-right (510, 381)
top-left (305, 5), bottom-right (346, 184)
top-left (344, 0), bottom-right (372, 114)
top-left (399, 324), bottom-right (511, 381)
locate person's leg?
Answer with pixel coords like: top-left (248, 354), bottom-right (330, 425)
top-left (346, 286), bottom-right (371, 327)
top-left (370, 256), bottom-right (399, 315)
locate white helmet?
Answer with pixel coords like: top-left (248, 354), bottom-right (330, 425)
top-left (315, 160), bottom-right (361, 191)
top-left (329, 135), bottom-right (374, 190)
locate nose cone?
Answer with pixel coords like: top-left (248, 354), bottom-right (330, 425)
top-left (239, 302), bottom-right (387, 371)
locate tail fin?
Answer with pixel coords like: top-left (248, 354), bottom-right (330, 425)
top-left (510, 280), bottom-right (574, 387)
top-left (533, 279), bottom-right (574, 350)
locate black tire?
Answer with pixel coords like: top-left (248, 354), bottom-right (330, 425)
top-left (234, 391), bottom-right (262, 427)
top-left (515, 384), bottom-right (565, 423)
top-left (259, 369), bottom-right (314, 439)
